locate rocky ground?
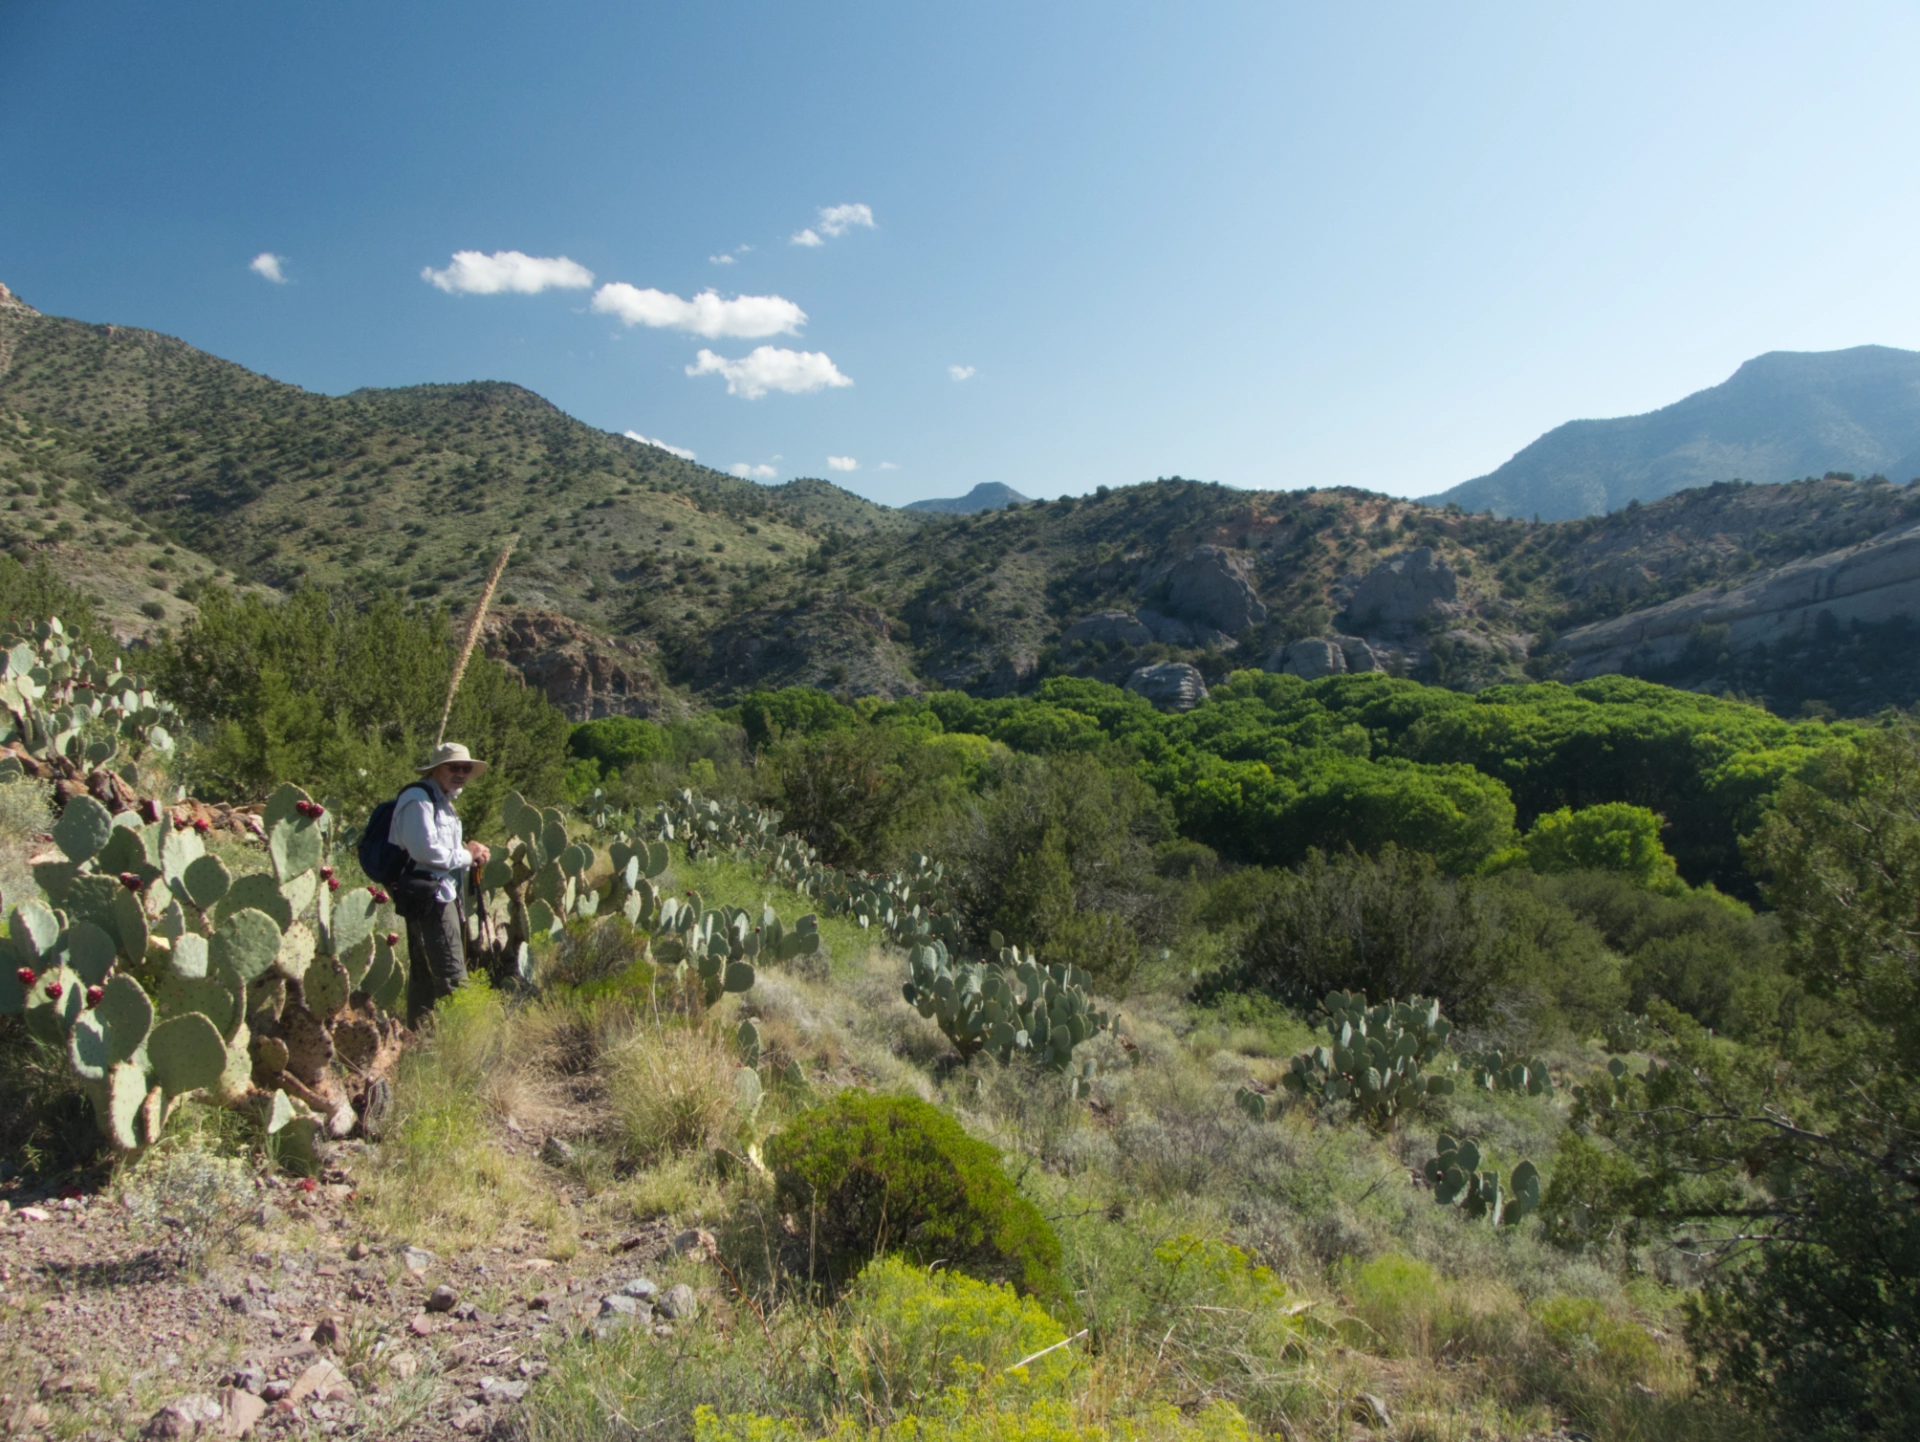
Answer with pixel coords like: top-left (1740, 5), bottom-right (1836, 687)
top-left (0, 1161), bottom-right (713, 1441)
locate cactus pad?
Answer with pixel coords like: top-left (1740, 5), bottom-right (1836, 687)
top-left (148, 1012), bottom-right (231, 1098)
top-left (211, 909), bottom-right (284, 982)
top-left (219, 873), bottom-right (294, 930)
top-left (52, 794), bottom-right (114, 862)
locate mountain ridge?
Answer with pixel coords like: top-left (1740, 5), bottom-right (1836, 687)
top-left (1423, 345), bottom-right (1920, 520)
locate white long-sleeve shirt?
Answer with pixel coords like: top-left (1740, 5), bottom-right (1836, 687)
top-left (388, 778), bottom-right (471, 904)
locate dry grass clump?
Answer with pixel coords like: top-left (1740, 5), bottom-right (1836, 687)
top-left (608, 1022), bottom-right (747, 1164)
top-left (359, 981), bottom-right (571, 1251)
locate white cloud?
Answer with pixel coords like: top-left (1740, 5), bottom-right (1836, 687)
top-left (818, 203), bottom-right (875, 237)
top-left (730, 462), bottom-right (778, 480)
top-left (422, 250), bottom-right (594, 295)
top-left (249, 253), bottom-right (288, 284)
top-left (591, 284), bottom-right (804, 339)
top-left (623, 430), bottom-right (696, 461)
top-left (948, 364), bottom-right (975, 382)
top-left (878, 462), bottom-right (899, 471)
top-left (688, 347), bottom-right (853, 399)
top-left (827, 456), bottom-right (859, 472)
top-left (708, 254), bottom-right (736, 265)
top-left (792, 204), bottom-right (876, 247)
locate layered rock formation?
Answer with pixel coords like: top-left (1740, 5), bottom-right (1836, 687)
top-left (1266, 635), bottom-right (1388, 679)
top-left (1346, 547), bottom-right (1459, 626)
top-left (1141, 545), bottom-right (1267, 636)
top-left (1126, 662), bottom-right (1209, 711)
top-left (1554, 521), bottom-right (1920, 679)
top-left (480, 610), bottom-right (671, 721)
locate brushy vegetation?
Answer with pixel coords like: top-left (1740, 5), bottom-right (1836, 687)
top-left (8, 580), bottom-right (1920, 1439)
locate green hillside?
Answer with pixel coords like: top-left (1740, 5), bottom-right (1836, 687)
top-left (11, 295), bottom-right (1920, 718)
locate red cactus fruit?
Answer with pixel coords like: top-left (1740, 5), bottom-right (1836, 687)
top-left (45, 981), bottom-right (63, 1000)
top-left (15, 967), bottom-right (34, 988)
top-left (385, 932), bottom-right (400, 947)
top-left (85, 985), bottom-right (104, 1008)
top-left (320, 866), bottom-right (336, 882)
top-left (370, 887), bottom-right (390, 904)
top-left (118, 871), bottom-right (144, 891)
top-left (193, 816), bottom-right (211, 834)
top-left (298, 1177), bottom-right (318, 1193)
top-left (327, 877), bottom-right (340, 892)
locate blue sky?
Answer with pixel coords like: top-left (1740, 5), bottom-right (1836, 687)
top-left (4, 2), bottom-right (1920, 505)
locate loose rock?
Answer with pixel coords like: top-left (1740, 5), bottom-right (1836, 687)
top-left (425, 1284), bottom-right (459, 1313)
top-left (658, 1283), bottom-right (698, 1321)
top-left (540, 1136), bottom-right (577, 1167)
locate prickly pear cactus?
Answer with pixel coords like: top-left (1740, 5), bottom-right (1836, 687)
top-left (1422, 1134), bottom-right (1541, 1225)
top-left (902, 936), bottom-right (1112, 1073)
top-left (1459, 1049), bottom-right (1556, 1098)
top-left (2, 780), bottom-right (406, 1159)
top-left (0, 616), bottom-right (177, 806)
top-left (472, 791), bottom-right (804, 1009)
top-left (1276, 990), bottom-right (1457, 1127)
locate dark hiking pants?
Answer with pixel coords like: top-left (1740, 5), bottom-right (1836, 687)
top-left (405, 896), bottom-right (468, 1028)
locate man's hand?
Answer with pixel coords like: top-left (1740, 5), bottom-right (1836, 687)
top-left (466, 840), bottom-right (491, 865)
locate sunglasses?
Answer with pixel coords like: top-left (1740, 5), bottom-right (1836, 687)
top-left (442, 763), bottom-right (476, 776)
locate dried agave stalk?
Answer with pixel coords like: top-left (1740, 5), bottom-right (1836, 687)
top-left (436, 535), bottom-right (517, 746)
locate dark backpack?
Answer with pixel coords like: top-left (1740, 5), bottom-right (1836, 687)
top-left (358, 783), bottom-right (434, 886)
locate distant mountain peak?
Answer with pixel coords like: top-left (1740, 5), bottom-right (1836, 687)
top-left (1422, 344), bottom-right (1920, 520)
top-left (905, 481), bottom-right (1031, 514)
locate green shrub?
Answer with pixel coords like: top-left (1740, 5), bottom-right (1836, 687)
top-left (692, 1399), bottom-right (1252, 1442)
top-left (571, 715), bottom-right (672, 775)
top-left (1523, 803), bottom-right (1682, 893)
top-left (739, 687), bottom-right (856, 749)
top-left (843, 1255), bottom-right (1076, 1415)
top-left (766, 1092), bottom-right (1068, 1310)
top-left (1535, 1295), bottom-right (1660, 1382)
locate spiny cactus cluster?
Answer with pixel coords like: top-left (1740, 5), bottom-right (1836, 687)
top-left (467, 792), bottom-right (618, 982)
top-left (1267, 990), bottom-right (1457, 1126)
top-left (1460, 1049), bottom-right (1556, 1097)
top-left (651, 895), bottom-right (820, 1006)
top-left (3, 781), bottom-right (406, 1160)
top-left (0, 617), bottom-right (177, 790)
top-left (643, 791), bottom-right (967, 952)
top-left (902, 935), bottom-right (1110, 1076)
top-left (471, 791), bottom-right (817, 1008)
top-left (1422, 1134), bottom-right (1541, 1225)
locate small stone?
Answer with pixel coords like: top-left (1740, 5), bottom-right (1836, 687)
top-left (658, 1283), bottom-right (697, 1321)
top-left (598, 1294), bottom-right (642, 1318)
top-left (407, 1314), bottom-right (436, 1338)
top-left (621, 1277), bottom-right (659, 1299)
top-left (288, 1359), bottom-right (354, 1403)
top-left (527, 1294), bottom-right (552, 1311)
top-left (226, 1365), bottom-right (266, 1396)
top-left (425, 1284), bottom-right (458, 1313)
top-left (143, 1395), bottom-right (222, 1439)
top-left (15, 1206), bottom-right (50, 1222)
top-left (387, 1351), bottom-right (419, 1380)
top-left (345, 1240), bottom-right (370, 1261)
top-left (400, 1245), bottom-right (434, 1275)
top-left (1351, 1393), bottom-right (1391, 1429)
top-left (670, 1228), bottom-right (717, 1259)
top-left (452, 1405), bottom-right (490, 1434)
top-left (480, 1378), bottom-right (530, 1403)
top-left (540, 1136), bottom-right (577, 1167)
top-left (259, 1382), bottom-right (291, 1403)
top-left (309, 1316), bottom-right (342, 1348)
top-left (216, 1388), bottom-right (269, 1438)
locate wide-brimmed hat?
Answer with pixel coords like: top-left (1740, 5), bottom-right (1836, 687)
top-left (417, 741), bottom-right (490, 777)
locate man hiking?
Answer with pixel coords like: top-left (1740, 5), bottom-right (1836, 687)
top-left (389, 742), bottom-right (492, 1026)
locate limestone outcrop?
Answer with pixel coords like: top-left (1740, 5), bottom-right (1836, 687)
top-left (1265, 635), bottom-right (1388, 678)
top-left (1554, 521), bottom-right (1920, 679)
top-left (1143, 545), bottom-right (1267, 635)
top-left (1060, 610), bottom-right (1153, 649)
top-left (1126, 662), bottom-right (1209, 712)
top-left (1346, 547), bottom-right (1459, 626)
top-left (481, 610), bottom-right (669, 721)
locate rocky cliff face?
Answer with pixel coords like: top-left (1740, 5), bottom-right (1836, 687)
top-left (481, 610), bottom-right (674, 721)
top-left (1554, 521), bottom-right (1920, 679)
